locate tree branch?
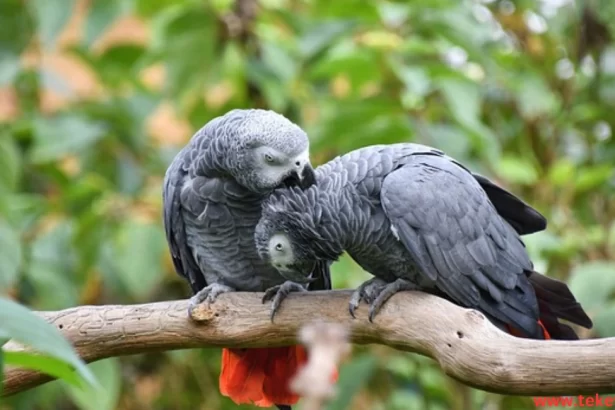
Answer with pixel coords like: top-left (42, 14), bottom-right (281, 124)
top-left (3, 290), bottom-right (615, 397)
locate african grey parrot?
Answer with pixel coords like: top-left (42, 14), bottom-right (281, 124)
top-left (162, 109), bottom-right (333, 409)
top-left (255, 143), bottom-right (592, 340)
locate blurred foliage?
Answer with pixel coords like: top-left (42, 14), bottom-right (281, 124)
top-left (0, 0), bottom-right (614, 409)
top-left (0, 296), bottom-right (96, 392)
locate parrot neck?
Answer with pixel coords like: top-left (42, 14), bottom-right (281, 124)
top-left (306, 190), bottom-right (355, 260)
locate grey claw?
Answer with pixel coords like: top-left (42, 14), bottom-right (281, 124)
top-left (263, 281), bottom-right (307, 323)
top-left (262, 287), bottom-right (278, 304)
top-left (367, 278), bottom-right (417, 322)
top-left (347, 277), bottom-right (388, 319)
top-left (349, 304), bottom-right (357, 319)
top-left (348, 290), bottom-right (362, 319)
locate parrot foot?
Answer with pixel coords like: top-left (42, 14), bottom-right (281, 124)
top-left (367, 278), bottom-right (417, 322)
top-left (348, 277), bottom-right (389, 318)
top-left (262, 281), bottom-right (307, 322)
top-left (188, 283), bottom-right (235, 319)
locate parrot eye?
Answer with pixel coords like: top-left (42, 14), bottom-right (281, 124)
top-left (264, 153), bottom-right (275, 163)
top-left (275, 243), bottom-right (283, 251)
top-left (295, 160), bottom-right (301, 167)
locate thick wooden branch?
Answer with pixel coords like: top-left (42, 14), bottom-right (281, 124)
top-left (3, 290), bottom-right (615, 397)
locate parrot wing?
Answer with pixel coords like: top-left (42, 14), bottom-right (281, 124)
top-left (380, 154), bottom-right (543, 338)
top-left (163, 151), bottom-right (208, 293)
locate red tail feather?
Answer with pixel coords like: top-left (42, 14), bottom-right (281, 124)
top-left (506, 320), bottom-right (551, 340)
top-left (220, 346), bottom-right (309, 407)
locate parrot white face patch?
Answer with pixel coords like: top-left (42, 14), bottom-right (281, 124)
top-left (267, 233), bottom-right (295, 270)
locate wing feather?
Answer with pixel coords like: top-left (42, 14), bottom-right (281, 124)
top-left (163, 152), bottom-right (207, 293)
top-left (380, 155), bottom-right (542, 337)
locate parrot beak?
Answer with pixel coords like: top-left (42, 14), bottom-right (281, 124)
top-left (298, 164), bottom-right (316, 190)
top-left (281, 164), bottom-right (316, 190)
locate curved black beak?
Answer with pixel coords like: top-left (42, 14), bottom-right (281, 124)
top-left (282, 164), bottom-right (317, 190)
top-left (299, 164), bottom-right (316, 189)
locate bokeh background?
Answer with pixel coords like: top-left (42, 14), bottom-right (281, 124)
top-left (1, 0), bottom-right (615, 409)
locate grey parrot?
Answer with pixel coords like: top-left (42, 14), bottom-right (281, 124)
top-left (255, 143), bottom-right (593, 340)
top-left (162, 109), bottom-right (332, 409)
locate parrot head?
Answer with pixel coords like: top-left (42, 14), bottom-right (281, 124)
top-left (255, 187), bottom-right (343, 282)
top-left (215, 109), bottom-right (316, 193)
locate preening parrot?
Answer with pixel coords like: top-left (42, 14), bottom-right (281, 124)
top-left (255, 143), bottom-right (592, 340)
top-left (162, 109), bottom-right (333, 409)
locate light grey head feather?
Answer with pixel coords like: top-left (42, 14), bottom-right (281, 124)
top-left (188, 108), bottom-right (312, 193)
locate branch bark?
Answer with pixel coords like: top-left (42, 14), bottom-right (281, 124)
top-left (3, 290), bottom-right (615, 397)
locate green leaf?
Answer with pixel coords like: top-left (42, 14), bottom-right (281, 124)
top-left (575, 165), bottom-right (614, 192)
top-left (30, 114), bottom-right (106, 164)
top-left (4, 351), bottom-right (82, 387)
top-left (312, 99), bottom-right (413, 152)
top-left (384, 354), bottom-right (417, 379)
top-left (391, 62), bottom-right (431, 98)
top-left (438, 77), bottom-right (481, 128)
top-left (0, 0), bottom-right (35, 55)
top-left (593, 304), bottom-right (615, 338)
top-left (28, 0), bottom-right (75, 51)
top-left (514, 74), bottom-right (560, 120)
top-left (27, 221), bottom-right (80, 309)
top-left (495, 156), bottom-right (539, 185)
top-left (0, 52), bottom-right (20, 86)
top-left (260, 42), bottom-right (298, 83)
top-left (0, 297), bottom-right (96, 387)
top-left (418, 364), bottom-right (451, 401)
top-left (309, 49), bottom-right (382, 91)
top-left (66, 358), bottom-right (121, 410)
top-left (377, 2), bottom-right (410, 27)
top-left (325, 355), bottom-right (377, 410)
top-left (548, 159), bottom-right (575, 187)
top-left (0, 135), bottom-right (21, 193)
top-left (388, 391), bottom-right (425, 410)
top-left (569, 261), bottom-right (615, 312)
top-left (114, 221), bottom-right (166, 300)
top-left (95, 44), bottom-right (147, 88)
top-left (608, 222), bottom-right (615, 251)
top-left (420, 124), bottom-right (470, 160)
top-left (151, 5), bottom-right (217, 99)
top-left (247, 61), bottom-right (290, 112)
top-left (0, 347), bottom-right (3, 396)
top-left (0, 220), bottom-right (22, 292)
top-left (299, 20), bottom-right (356, 62)
top-left (83, 0), bottom-right (126, 47)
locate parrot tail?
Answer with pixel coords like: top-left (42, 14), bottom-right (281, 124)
top-left (504, 272), bottom-right (592, 340)
top-left (527, 271), bottom-right (593, 340)
top-left (506, 320), bottom-right (551, 339)
top-left (219, 346), bottom-right (308, 408)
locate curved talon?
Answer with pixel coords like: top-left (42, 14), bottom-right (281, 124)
top-left (347, 277), bottom-right (388, 319)
top-left (349, 304), bottom-right (357, 319)
top-left (262, 281), bottom-right (307, 322)
top-left (367, 278), bottom-right (417, 322)
top-left (262, 287), bottom-right (279, 303)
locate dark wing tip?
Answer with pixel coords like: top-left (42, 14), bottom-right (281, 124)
top-left (473, 173), bottom-right (547, 235)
